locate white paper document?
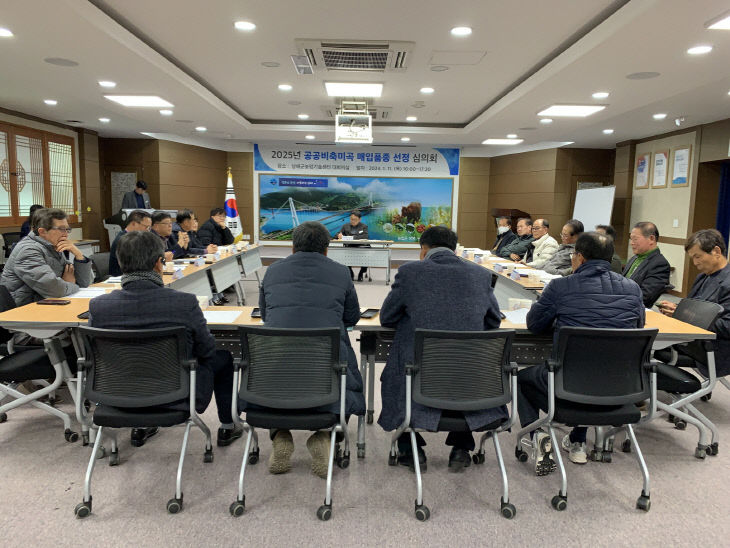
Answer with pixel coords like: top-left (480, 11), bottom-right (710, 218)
top-left (105, 276), bottom-right (123, 283)
top-left (67, 288), bottom-right (107, 299)
top-left (502, 308), bottom-right (529, 324)
top-left (203, 310), bottom-right (243, 324)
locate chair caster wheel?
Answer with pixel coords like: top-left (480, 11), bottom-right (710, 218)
top-left (414, 503), bottom-right (430, 521)
top-left (515, 447), bottom-right (528, 462)
top-left (601, 452), bottom-right (612, 463)
top-left (695, 446), bottom-right (707, 459)
top-left (472, 453), bottom-right (485, 465)
top-left (636, 494), bottom-right (651, 511)
top-left (622, 439), bottom-right (632, 453)
top-left (674, 419), bottom-right (687, 430)
top-left (707, 442), bottom-right (719, 456)
top-left (500, 499), bottom-right (516, 519)
top-left (108, 450), bottom-right (120, 466)
top-left (203, 449), bottom-right (214, 464)
top-left (366, 411), bottom-right (374, 425)
top-left (551, 495), bottom-right (567, 511)
top-left (229, 498), bottom-right (245, 517)
top-left (248, 448), bottom-right (260, 465)
top-left (166, 496), bottom-right (183, 514)
top-left (0, 412), bottom-right (6, 423)
top-left (317, 504), bottom-right (332, 521)
top-left (388, 453), bottom-right (397, 466)
top-left (700, 392), bottom-right (712, 402)
top-left (589, 450), bottom-right (602, 462)
top-left (74, 499), bottom-right (92, 519)
top-left (337, 455), bottom-right (350, 469)
top-left (64, 429), bottom-right (79, 443)
top-left (357, 447), bottom-right (365, 459)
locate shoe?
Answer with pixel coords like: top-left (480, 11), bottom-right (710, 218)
top-left (217, 424), bottom-right (244, 447)
top-left (533, 430), bottom-right (556, 476)
top-left (357, 275), bottom-right (364, 282)
top-left (306, 431), bottom-right (331, 479)
top-left (211, 296), bottom-right (224, 306)
top-left (397, 448), bottom-right (427, 472)
top-left (219, 293), bottom-right (230, 304)
top-left (130, 427), bottom-right (159, 447)
top-left (268, 430), bottom-right (294, 474)
top-left (561, 434), bottom-right (588, 464)
top-left (448, 447), bottom-right (471, 472)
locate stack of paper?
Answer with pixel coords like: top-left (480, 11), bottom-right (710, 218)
top-left (502, 308), bottom-right (529, 324)
top-left (203, 310), bottom-right (243, 324)
top-left (105, 276), bottom-right (123, 283)
top-left (68, 288), bottom-right (107, 299)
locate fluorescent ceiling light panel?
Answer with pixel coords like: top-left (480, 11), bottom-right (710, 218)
top-left (325, 82), bottom-right (383, 97)
top-left (537, 105), bottom-right (605, 117)
top-left (706, 11), bottom-right (730, 29)
top-left (482, 138), bottom-right (524, 145)
top-left (105, 95), bottom-right (174, 108)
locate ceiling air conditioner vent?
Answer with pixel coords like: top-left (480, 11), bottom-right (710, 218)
top-left (296, 39), bottom-right (413, 73)
top-left (321, 105), bottom-right (392, 120)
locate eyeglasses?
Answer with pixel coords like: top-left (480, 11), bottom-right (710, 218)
top-left (156, 221), bottom-right (173, 226)
top-left (160, 256), bottom-right (166, 265)
top-left (561, 232), bottom-right (572, 238)
top-left (569, 252), bottom-right (575, 259)
top-left (531, 226), bottom-right (545, 231)
top-left (49, 227), bottom-right (73, 233)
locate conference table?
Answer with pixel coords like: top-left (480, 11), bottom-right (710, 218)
top-left (328, 240), bottom-right (394, 285)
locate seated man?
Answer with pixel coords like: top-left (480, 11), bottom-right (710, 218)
top-left (175, 209), bottom-right (217, 255)
top-left (379, 226), bottom-right (505, 472)
top-left (658, 229), bottom-right (730, 378)
top-left (623, 221), bottom-right (670, 308)
top-left (518, 232), bottom-right (644, 472)
top-left (542, 219), bottom-right (584, 276)
top-left (151, 212), bottom-right (185, 261)
top-left (1, 208), bottom-right (93, 306)
top-left (109, 210), bottom-right (152, 277)
top-left (502, 217), bottom-right (534, 260)
top-left (252, 221), bottom-right (365, 478)
top-left (198, 208), bottom-right (234, 247)
top-left (89, 231), bottom-right (242, 448)
top-left (336, 210), bottom-right (369, 281)
top-left (595, 224), bottom-right (623, 273)
top-left (491, 216), bottom-right (517, 256)
top-left (521, 218), bottom-right (559, 269)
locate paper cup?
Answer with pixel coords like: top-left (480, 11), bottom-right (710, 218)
top-left (197, 295), bottom-right (209, 310)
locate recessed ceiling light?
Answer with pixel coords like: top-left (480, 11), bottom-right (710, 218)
top-left (195, 126), bottom-right (207, 132)
top-left (420, 87), bottom-right (435, 94)
top-left (44, 99), bottom-right (57, 106)
top-left (98, 117), bottom-right (110, 123)
top-left (159, 109), bottom-right (173, 116)
top-left (261, 61), bottom-right (280, 68)
top-left (324, 82), bottom-right (383, 97)
top-left (406, 116), bottom-right (417, 122)
top-left (305, 135), bottom-right (315, 140)
top-left (234, 21), bottom-right (256, 31)
top-left (539, 118), bottom-right (553, 124)
top-left (105, 95), bottom-right (174, 108)
top-left (706, 11), bottom-right (730, 29)
top-left (652, 113), bottom-right (667, 120)
top-left (602, 129), bottom-right (614, 134)
top-left (537, 105), bottom-right (605, 117)
top-left (482, 138), bottom-right (524, 145)
top-left (592, 91), bottom-right (609, 99)
top-left (0, 28), bottom-right (13, 37)
top-left (278, 84), bottom-right (292, 91)
top-left (687, 45), bottom-right (712, 55)
top-left (450, 26), bottom-right (472, 37)
top-left (98, 80), bottom-right (116, 88)
top-left (43, 57), bottom-right (78, 67)
top-left (297, 114), bottom-right (309, 120)
top-left (400, 137), bottom-right (411, 142)
top-left (506, 133), bottom-right (518, 139)
top-left (626, 71), bottom-right (660, 80)
top-left (430, 65), bottom-right (449, 72)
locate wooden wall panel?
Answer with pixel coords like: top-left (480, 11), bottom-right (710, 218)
top-left (227, 152), bottom-right (254, 240)
top-left (490, 149), bottom-right (557, 175)
top-left (457, 157), bottom-right (490, 248)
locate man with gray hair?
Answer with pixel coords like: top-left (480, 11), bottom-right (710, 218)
top-left (623, 221), bottom-right (670, 308)
top-left (249, 221), bottom-right (365, 478)
top-left (1, 208), bottom-right (93, 306)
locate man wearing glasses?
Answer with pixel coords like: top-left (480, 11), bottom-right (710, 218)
top-left (521, 218), bottom-right (559, 269)
top-left (1, 208), bottom-right (93, 306)
top-left (109, 210), bottom-right (153, 277)
top-left (151, 212), bottom-right (185, 261)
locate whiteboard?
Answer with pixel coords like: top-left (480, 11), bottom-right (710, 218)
top-left (572, 186), bottom-right (615, 230)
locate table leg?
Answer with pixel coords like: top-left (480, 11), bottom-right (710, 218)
top-left (367, 353), bottom-right (375, 424)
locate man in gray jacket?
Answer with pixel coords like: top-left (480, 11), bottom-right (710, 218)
top-left (121, 180), bottom-right (152, 210)
top-left (542, 219), bottom-right (584, 276)
top-left (1, 208), bottom-right (93, 306)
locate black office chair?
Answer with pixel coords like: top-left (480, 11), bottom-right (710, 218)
top-left (389, 329), bottom-right (518, 521)
top-left (515, 327), bottom-right (658, 512)
top-left (90, 252), bottom-right (110, 283)
top-left (73, 326), bottom-right (213, 518)
top-left (230, 326), bottom-right (349, 521)
top-left (0, 285), bottom-right (79, 441)
top-left (2, 231), bottom-right (22, 258)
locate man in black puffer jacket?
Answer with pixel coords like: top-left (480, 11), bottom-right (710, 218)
top-left (198, 207), bottom-right (234, 246)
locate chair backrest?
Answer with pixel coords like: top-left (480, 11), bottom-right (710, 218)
top-left (90, 252), bottom-right (110, 282)
top-left (411, 329), bottom-right (515, 411)
top-left (553, 327), bottom-right (658, 406)
top-left (673, 298), bottom-right (724, 363)
top-left (0, 285), bottom-right (16, 344)
top-left (238, 326), bottom-right (341, 409)
top-left (78, 326), bottom-right (191, 408)
top-left (2, 231), bottom-right (22, 258)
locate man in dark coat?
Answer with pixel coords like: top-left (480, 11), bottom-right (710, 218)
top-left (623, 221), bottom-right (671, 308)
top-left (198, 207), bottom-right (234, 247)
top-left (108, 210), bottom-right (152, 277)
top-left (337, 210), bottom-right (369, 281)
top-left (501, 217), bottom-right (534, 259)
top-left (491, 216), bottom-right (517, 255)
top-left (378, 226), bottom-right (505, 472)
top-left (658, 229), bottom-right (730, 378)
top-left (120, 180), bottom-right (152, 210)
top-left (252, 221), bottom-right (365, 478)
top-left (519, 232), bottom-right (644, 473)
top-left (89, 230), bottom-right (242, 448)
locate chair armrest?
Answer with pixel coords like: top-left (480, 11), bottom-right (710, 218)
top-left (644, 361), bottom-right (658, 373)
top-left (183, 358), bottom-right (197, 371)
top-left (546, 358), bottom-right (560, 372)
top-left (335, 361), bottom-right (348, 375)
top-left (405, 363), bottom-right (417, 376)
top-left (504, 361), bottom-right (519, 374)
top-left (76, 356), bottom-right (90, 371)
top-left (233, 357), bottom-right (243, 371)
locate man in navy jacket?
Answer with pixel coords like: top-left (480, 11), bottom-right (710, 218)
top-left (519, 232), bottom-right (644, 472)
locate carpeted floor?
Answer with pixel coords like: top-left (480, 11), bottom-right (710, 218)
top-left (1, 266), bottom-right (728, 547)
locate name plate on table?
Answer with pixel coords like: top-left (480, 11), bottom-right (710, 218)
top-left (494, 264), bottom-right (504, 273)
top-left (213, 252), bottom-right (221, 261)
top-left (510, 270), bottom-right (522, 281)
top-left (172, 268), bottom-right (184, 280)
top-left (342, 236), bottom-right (354, 241)
top-left (194, 256), bottom-right (205, 267)
top-left (474, 255), bottom-right (484, 264)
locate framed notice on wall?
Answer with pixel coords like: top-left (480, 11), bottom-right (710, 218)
top-left (634, 153), bottom-right (651, 189)
top-left (651, 150), bottom-right (669, 188)
top-left (670, 145), bottom-right (691, 187)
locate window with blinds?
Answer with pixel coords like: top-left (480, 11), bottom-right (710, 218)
top-left (0, 122), bottom-right (78, 226)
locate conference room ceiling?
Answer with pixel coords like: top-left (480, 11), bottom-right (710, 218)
top-left (1, 0), bottom-right (730, 154)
